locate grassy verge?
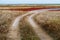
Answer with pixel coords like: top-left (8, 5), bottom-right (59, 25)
top-left (34, 11), bottom-right (60, 40)
top-left (19, 18), bottom-right (40, 40)
top-left (0, 10), bottom-right (27, 40)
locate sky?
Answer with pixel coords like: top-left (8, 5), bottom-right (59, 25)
top-left (0, 0), bottom-right (60, 4)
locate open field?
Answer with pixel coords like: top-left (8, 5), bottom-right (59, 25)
top-left (0, 5), bottom-right (60, 40)
top-left (34, 11), bottom-right (60, 40)
top-left (0, 10), bottom-right (27, 40)
top-left (0, 5), bottom-right (60, 11)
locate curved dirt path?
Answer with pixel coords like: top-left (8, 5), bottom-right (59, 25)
top-left (7, 8), bottom-right (59, 40)
top-left (7, 9), bottom-right (45, 40)
top-left (7, 13), bottom-right (32, 40)
top-left (27, 8), bottom-right (60, 40)
top-left (27, 10), bottom-right (53, 40)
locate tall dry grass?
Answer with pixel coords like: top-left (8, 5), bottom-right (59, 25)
top-left (19, 17), bottom-right (40, 40)
top-left (34, 11), bottom-right (60, 40)
top-left (0, 10), bottom-right (27, 40)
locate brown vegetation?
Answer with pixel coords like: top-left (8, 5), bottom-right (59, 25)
top-left (34, 11), bottom-right (60, 40)
top-left (0, 5), bottom-right (60, 11)
top-left (0, 10), bottom-right (27, 40)
top-left (0, 5), bottom-right (60, 40)
top-left (19, 16), bottom-right (40, 40)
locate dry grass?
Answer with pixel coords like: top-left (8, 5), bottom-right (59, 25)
top-left (19, 17), bottom-right (40, 40)
top-left (34, 11), bottom-right (60, 40)
top-left (0, 10), bottom-right (27, 40)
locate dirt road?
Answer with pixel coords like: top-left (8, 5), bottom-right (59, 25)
top-left (27, 11), bottom-right (53, 40)
top-left (6, 9), bottom-right (59, 40)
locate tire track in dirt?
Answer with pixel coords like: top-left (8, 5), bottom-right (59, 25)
top-left (7, 10), bottom-right (45, 40)
top-left (7, 8), bottom-right (60, 40)
top-left (27, 10), bottom-right (53, 40)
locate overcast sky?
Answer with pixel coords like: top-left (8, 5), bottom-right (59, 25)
top-left (0, 0), bottom-right (60, 4)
